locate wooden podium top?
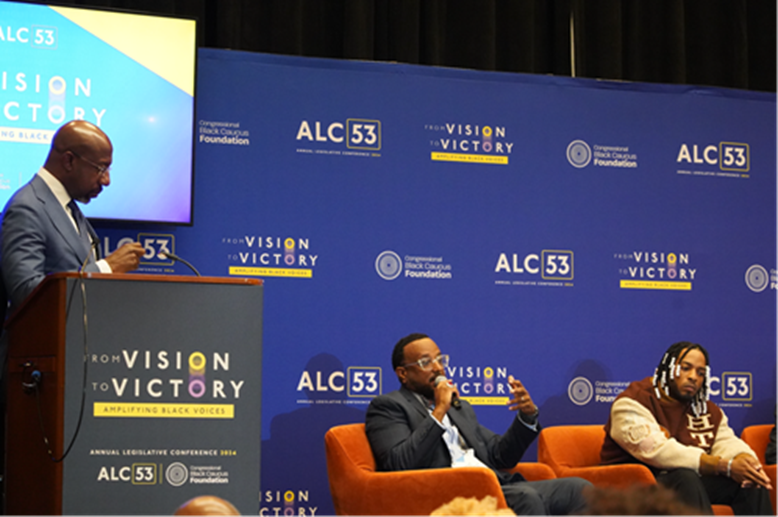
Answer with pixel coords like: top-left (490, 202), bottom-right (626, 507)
top-left (6, 272), bottom-right (262, 328)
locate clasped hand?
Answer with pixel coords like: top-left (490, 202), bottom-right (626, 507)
top-left (730, 454), bottom-right (772, 490)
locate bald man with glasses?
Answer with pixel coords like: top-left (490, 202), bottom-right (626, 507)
top-left (1, 120), bottom-right (145, 315)
top-left (365, 333), bottom-right (591, 515)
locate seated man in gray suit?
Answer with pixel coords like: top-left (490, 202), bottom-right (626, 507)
top-left (1, 120), bottom-right (145, 314)
top-left (365, 333), bottom-right (591, 515)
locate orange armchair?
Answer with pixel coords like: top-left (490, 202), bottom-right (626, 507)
top-left (740, 424), bottom-right (777, 513)
top-left (538, 425), bottom-right (655, 488)
top-left (538, 425), bottom-right (733, 515)
top-left (324, 423), bottom-right (556, 515)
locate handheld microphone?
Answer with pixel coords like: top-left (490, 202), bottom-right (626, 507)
top-left (435, 375), bottom-right (461, 409)
top-left (160, 251), bottom-right (201, 277)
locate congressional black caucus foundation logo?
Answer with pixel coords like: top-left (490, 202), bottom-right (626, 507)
top-left (566, 141), bottom-right (591, 168)
top-left (744, 264), bottom-right (776, 293)
top-left (567, 139), bottom-right (638, 169)
top-left (375, 250), bottom-right (453, 281)
top-left (567, 377), bottom-right (629, 406)
top-left (566, 140), bottom-right (638, 169)
top-left (94, 457), bottom-right (234, 487)
top-left (198, 120), bottom-right (249, 145)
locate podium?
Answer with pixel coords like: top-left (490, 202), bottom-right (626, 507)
top-left (4, 272), bottom-right (263, 515)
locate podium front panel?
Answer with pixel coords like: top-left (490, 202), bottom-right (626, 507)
top-left (56, 276), bottom-right (263, 515)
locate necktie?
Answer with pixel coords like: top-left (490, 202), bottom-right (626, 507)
top-left (68, 200), bottom-right (95, 258)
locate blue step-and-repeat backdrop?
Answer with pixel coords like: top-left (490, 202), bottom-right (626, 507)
top-left (95, 49), bottom-right (775, 515)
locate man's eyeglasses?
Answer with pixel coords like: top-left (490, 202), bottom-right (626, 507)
top-left (401, 354), bottom-right (449, 371)
top-left (66, 149), bottom-right (111, 176)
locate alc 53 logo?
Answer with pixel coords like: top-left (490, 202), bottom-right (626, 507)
top-left (495, 250), bottom-right (573, 280)
top-left (296, 119), bottom-right (381, 151)
top-left (677, 142), bottom-right (749, 172)
top-left (297, 367), bottom-right (381, 398)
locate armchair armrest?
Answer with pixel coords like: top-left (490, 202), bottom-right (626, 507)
top-left (505, 462), bottom-right (557, 481)
top-left (556, 464), bottom-right (655, 488)
top-left (346, 467), bottom-right (508, 515)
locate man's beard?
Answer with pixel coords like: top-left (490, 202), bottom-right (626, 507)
top-left (668, 380), bottom-right (696, 403)
top-left (417, 382), bottom-right (435, 401)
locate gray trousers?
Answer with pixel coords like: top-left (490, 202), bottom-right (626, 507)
top-left (502, 477), bottom-right (592, 515)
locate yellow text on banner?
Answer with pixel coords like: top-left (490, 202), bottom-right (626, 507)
top-left (94, 402), bottom-right (234, 419)
top-left (431, 152), bottom-right (508, 165)
top-left (462, 397), bottom-right (510, 406)
top-left (620, 280), bottom-right (692, 291)
top-left (229, 266), bottom-right (312, 278)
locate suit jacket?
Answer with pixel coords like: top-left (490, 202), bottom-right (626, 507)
top-left (1, 174), bottom-right (100, 310)
top-left (365, 386), bottom-right (538, 484)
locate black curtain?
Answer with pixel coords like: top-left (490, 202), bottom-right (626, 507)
top-left (16, 0), bottom-right (777, 92)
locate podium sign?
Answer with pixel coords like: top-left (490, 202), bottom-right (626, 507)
top-left (6, 273), bottom-right (263, 515)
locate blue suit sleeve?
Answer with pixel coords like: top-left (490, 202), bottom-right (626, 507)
top-left (2, 201), bottom-right (49, 307)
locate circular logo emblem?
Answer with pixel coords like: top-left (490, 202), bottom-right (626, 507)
top-left (568, 376), bottom-right (593, 406)
top-left (745, 264), bottom-right (769, 293)
top-left (375, 251), bottom-right (402, 280)
top-left (165, 462), bottom-right (189, 487)
top-left (567, 140), bottom-right (591, 168)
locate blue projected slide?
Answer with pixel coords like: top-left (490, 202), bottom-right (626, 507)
top-left (0, 1), bottom-right (195, 223)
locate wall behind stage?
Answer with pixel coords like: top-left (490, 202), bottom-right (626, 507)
top-left (97, 49), bottom-right (776, 515)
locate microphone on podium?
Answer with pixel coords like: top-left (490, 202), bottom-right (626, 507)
top-left (435, 375), bottom-right (461, 409)
top-left (160, 251), bottom-right (201, 277)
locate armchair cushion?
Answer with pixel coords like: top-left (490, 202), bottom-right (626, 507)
top-left (538, 425), bottom-right (654, 488)
top-left (325, 423), bottom-right (508, 515)
top-left (324, 423), bottom-right (557, 515)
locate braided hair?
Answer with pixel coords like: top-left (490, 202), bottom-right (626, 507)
top-left (652, 341), bottom-right (711, 417)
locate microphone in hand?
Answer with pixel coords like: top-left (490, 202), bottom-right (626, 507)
top-left (435, 375), bottom-right (461, 409)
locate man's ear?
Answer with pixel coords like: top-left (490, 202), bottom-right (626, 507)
top-left (395, 366), bottom-right (406, 385)
top-left (61, 150), bottom-right (75, 172)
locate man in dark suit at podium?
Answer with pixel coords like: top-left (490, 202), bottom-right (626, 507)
top-left (0, 120), bottom-right (146, 353)
top-left (0, 121), bottom-right (146, 509)
top-left (1, 120), bottom-right (145, 315)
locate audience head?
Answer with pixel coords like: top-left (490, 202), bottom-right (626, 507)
top-left (173, 495), bottom-right (240, 515)
top-left (431, 495), bottom-right (516, 516)
top-left (583, 484), bottom-right (698, 515)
